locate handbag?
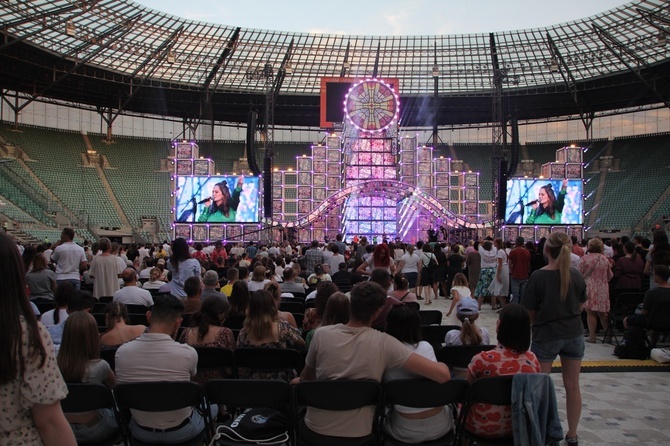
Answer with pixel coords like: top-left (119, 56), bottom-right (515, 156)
top-left (210, 408), bottom-right (290, 445)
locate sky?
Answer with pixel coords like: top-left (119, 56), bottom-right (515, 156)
top-left (135, 0), bottom-right (629, 35)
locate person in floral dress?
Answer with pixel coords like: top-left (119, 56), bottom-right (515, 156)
top-left (578, 238), bottom-right (613, 343)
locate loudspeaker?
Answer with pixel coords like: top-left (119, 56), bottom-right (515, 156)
top-left (246, 111), bottom-right (261, 176)
top-left (496, 159), bottom-right (507, 220)
top-left (507, 116), bottom-right (519, 177)
top-left (263, 153), bottom-right (272, 219)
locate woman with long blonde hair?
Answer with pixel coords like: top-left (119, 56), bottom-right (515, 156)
top-left (521, 232), bottom-right (586, 446)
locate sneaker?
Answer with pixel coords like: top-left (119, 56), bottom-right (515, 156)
top-left (565, 435), bottom-right (579, 445)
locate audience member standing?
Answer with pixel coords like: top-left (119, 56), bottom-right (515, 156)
top-left (304, 240), bottom-right (325, 275)
top-left (578, 238), bottom-right (613, 343)
top-left (508, 237), bottom-right (531, 305)
top-left (614, 241), bottom-right (645, 290)
top-left (168, 238), bottom-right (201, 299)
top-left (89, 237), bottom-right (124, 299)
top-left (645, 230), bottom-right (670, 290)
top-left (26, 254), bottom-right (57, 302)
top-left (51, 227), bottom-right (87, 290)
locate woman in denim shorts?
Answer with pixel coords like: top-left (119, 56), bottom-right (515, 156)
top-left (521, 232), bottom-right (587, 446)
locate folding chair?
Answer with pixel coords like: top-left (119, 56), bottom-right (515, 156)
top-left (647, 299), bottom-right (670, 348)
top-left (100, 347), bottom-right (117, 372)
top-left (280, 301), bottom-right (305, 313)
top-left (194, 347), bottom-right (236, 379)
top-left (404, 301), bottom-right (421, 312)
top-left (234, 347), bottom-right (304, 380)
top-left (381, 379), bottom-right (468, 446)
top-left (206, 379), bottom-right (292, 444)
top-left (60, 382), bottom-right (126, 446)
top-left (223, 315), bottom-right (245, 330)
top-left (604, 292), bottom-right (644, 345)
top-left (435, 344), bottom-right (496, 371)
top-left (124, 304), bottom-right (151, 314)
top-left (457, 375), bottom-right (515, 446)
top-left (420, 325), bottom-right (461, 352)
top-left (418, 310), bottom-right (442, 326)
top-left (293, 380), bottom-right (381, 446)
top-left (113, 381), bottom-right (211, 446)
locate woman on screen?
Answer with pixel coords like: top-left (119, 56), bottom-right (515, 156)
top-left (526, 179), bottom-right (567, 225)
top-left (198, 175), bottom-right (244, 223)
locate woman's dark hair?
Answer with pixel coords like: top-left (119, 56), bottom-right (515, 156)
top-left (105, 301), bottom-right (129, 329)
top-left (57, 311), bottom-right (100, 382)
top-left (30, 253), bottom-right (48, 272)
top-left (53, 282), bottom-right (75, 325)
top-left (170, 238), bottom-right (192, 271)
top-left (651, 230), bottom-right (670, 266)
top-left (536, 184), bottom-right (559, 219)
top-left (229, 280), bottom-right (250, 316)
top-left (386, 305), bottom-right (422, 346)
top-left (624, 241), bottom-right (637, 259)
top-left (496, 303), bottom-right (532, 352)
top-left (320, 292), bottom-right (350, 326)
top-left (0, 233), bottom-right (46, 385)
top-left (313, 263), bottom-right (324, 275)
top-left (313, 281), bottom-right (339, 318)
top-left (393, 273), bottom-right (409, 291)
top-left (244, 290), bottom-right (278, 340)
top-left (210, 181), bottom-right (233, 217)
top-left (193, 296), bottom-right (230, 342)
top-left (22, 245), bottom-right (36, 272)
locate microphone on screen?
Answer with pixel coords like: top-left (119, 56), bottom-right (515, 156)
top-left (525, 200), bottom-right (538, 206)
top-left (196, 197), bottom-right (212, 204)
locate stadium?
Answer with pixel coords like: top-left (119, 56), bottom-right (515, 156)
top-left (0, 0), bottom-right (669, 244)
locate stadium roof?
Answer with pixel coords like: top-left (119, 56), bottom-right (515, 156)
top-left (0, 0), bottom-right (669, 127)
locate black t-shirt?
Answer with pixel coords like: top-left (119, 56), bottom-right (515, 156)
top-left (643, 287), bottom-right (670, 329)
top-left (521, 268), bottom-right (587, 342)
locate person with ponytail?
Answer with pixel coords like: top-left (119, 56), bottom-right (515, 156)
top-left (444, 298), bottom-right (490, 346)
top-left (521, 232), bottom-right (586, 446)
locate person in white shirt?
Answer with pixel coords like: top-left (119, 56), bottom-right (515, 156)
top-left (475, 239), bottom-right (498, 309)
top-left (113, 268), bottom-right (154, 308)
top-left (51, 227), bottom-right (87, 290)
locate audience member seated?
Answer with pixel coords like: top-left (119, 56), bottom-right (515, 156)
top-left (115, 295), bottom-right (203, 444)
top-left (142, 267), bottom-right (166, 291)
top-left (331, 262), bottom-right (353, 288)
top-left (138, 257), bottom-right (155, 280)
top-left (295, 281), bottom-right (450, 440)
top-left (369, 268), bottom-right (403, 331)
top-left (265, 282), bottom-right (298, 328)
top-left (201, 270), bottom-right (228, 301)
top-left (307, 263), bottom-right (332, 285)
top-left (113, 268), bottom-right (154, 307)
top-left (383, 305), bottom-right (455, 443)
top-left (303, 281), bottom-right (339, 331)
top-left (444, 298), bottom-right (490, 346)
top-left (247, 265), bottom-right (271, 292)
top-left (220, 267), bottom-right (238, 296)
top-left (228, 280), bottom-right (250, 318)
top-left (388, 273), bottom-right (418, 304)
top-left (182, 276), bottom-right (203, 315)
top-left (305, 292), bottom-right (350, 349)
top-left (99, 302), bottom-right (147, 350)
top-left (236, 290), bottom-right (305, 381)
top-left (280, 267), bottom-right (308, 296)
top-left (625, 265), bottom-right (670, 345)
top-left (26, 254), bottom-right (56, 302)
top-left (40, 282), bottom-right (73, 328)
top-left (180, 296), bottom-right (235, 384)
top-left (465, 304), bottom-right (541, 439)
top-left (57, 312), bottom-right (117, 443)
top-left (167, 238), bottom-right (202, 299)
top-left (47, 290), bottom-right (96, 352)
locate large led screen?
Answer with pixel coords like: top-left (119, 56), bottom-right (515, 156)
top-left (175, 176), bottom-right (260, 223)
top-left (505, 179), bottom-right (583, 225)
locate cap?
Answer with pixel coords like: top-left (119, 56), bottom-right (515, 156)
top-left (203, 270), bottom-right (219, 286)
top-left (456, 298), bottom-right (479, 316)
top-left (157, 259), bottom-right (166, 266)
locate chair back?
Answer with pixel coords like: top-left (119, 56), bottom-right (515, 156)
top-left (418, 310), bottom-right (442, 325)
top-left (100, 347), bottom-right (117, 372)
top-left (421, 324), bottom-right (461, 351)
top-left (383, 378), bottom-right (468, 409)
top-left (404, 301), bottom-right (420, 311)
top-left (648, 299), bottom-right (670, 331)
top-left (61, 383), bottom-right (124, 446)
top-left (206, 379), bottom-right (290, 410)
top-left (194, 347), bottom-right (236, 378)
top-left (124, 304), bottom-right (150, 314)
top-left (280, 301), bottom-right (305, 313)
top-left (234, 347), bottom-right (303, 375)
top-left (294, 379), bottom-right (381, 411)
top-left (436, 344), bottom-right (496, 370)
top-left (223, 315), bottom-right (246, 330)
top-left (458, 375), bottom-right (515, 445)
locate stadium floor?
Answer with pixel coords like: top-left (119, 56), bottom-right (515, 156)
top-left (425, 294), bottom-right (670, 445)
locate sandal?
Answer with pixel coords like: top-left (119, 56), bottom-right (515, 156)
top-left (585, 338), bottom-right (597, 343)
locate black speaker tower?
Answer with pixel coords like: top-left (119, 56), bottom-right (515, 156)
top-left (264, 153), bottom-right (272, 218)
top-left (497, 159), bottom-right (508, 220)
top-left (246, 111), bottom-right (261, 176)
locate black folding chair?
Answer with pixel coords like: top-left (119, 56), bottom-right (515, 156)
top-left (61, 383), bottom-right (126, 446)
top-left (435, 345), bottom-right (496, 372)
top-left (124, 304), bottom-right (150, 314)
top-left (100, 347), bottom-right (117, 372)
top-left (234, 347), bottom-right (304, 380)
top-left (420, 324), bottom-right (461, 352)
top-left (294, 380), bottom-right (381, 446)
top-left (457, 375), bottom-right (515, 446)
top-left (223, 315), bottom-right (245, 330)
top-left (280, 301), bottom-right (305, 313)
top-left (381, 379), bottom-right (468, 446)
top-left (604, 292), bottom-right (644, 345)
top-left (647, 299), bottom-right (670, 348)
top-left (418, 310), bottom-right (442, 325)
top-left (113, 381), bottom-right (211, 446)
top-left (194, 347), bottom-right (236, 379)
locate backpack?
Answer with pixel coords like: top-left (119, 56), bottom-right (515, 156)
top-left (613, 326), bottom-right (650, 360)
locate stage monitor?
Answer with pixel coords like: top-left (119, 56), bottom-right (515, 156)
top-left (504, 178), bottom-right (583, 225)
top-left (320, 77), bottom-right (399, 129)
top-left (175, 175), bottom-right (260, 223)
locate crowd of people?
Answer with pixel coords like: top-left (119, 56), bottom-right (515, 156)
top-left (3, 227), bottom-right (669, 445)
